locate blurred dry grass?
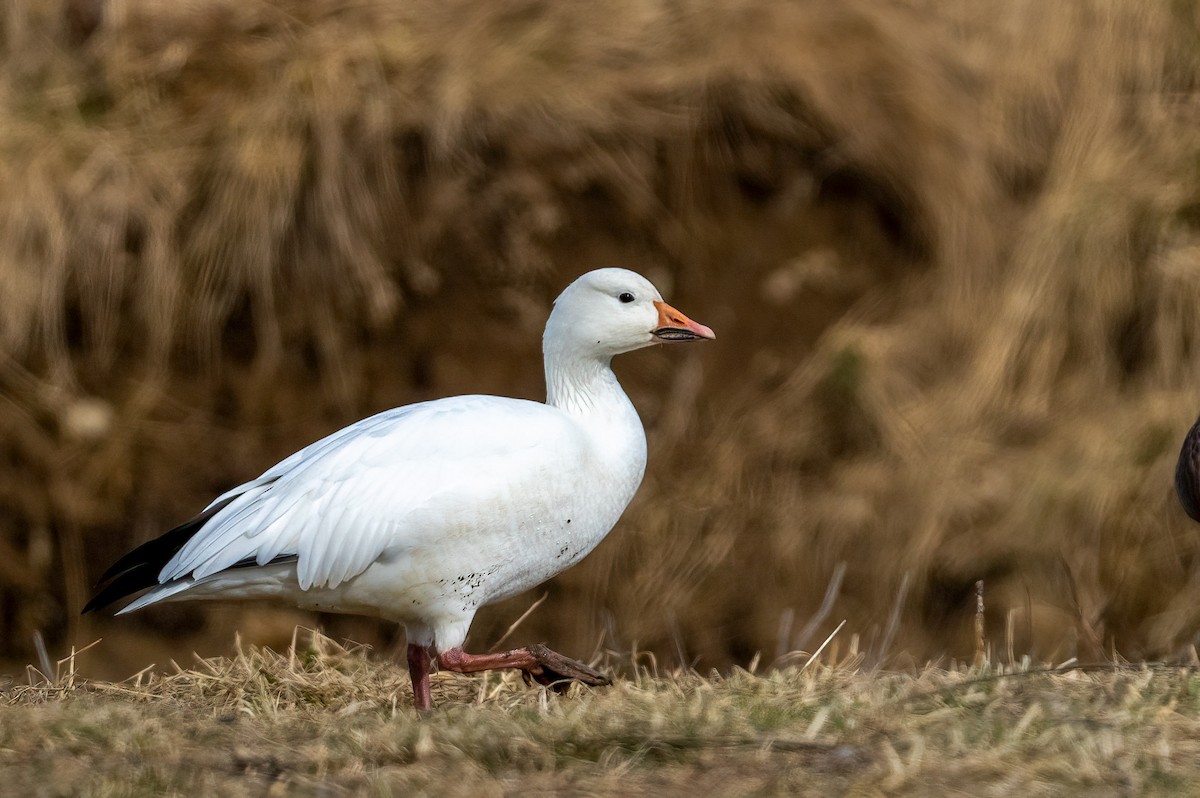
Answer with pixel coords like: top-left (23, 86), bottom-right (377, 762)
top-left (5, 630), bottom-right (1200, 794)
top-left (3, 0), bottom-right (1200, 675)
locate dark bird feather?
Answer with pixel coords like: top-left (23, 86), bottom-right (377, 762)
top-left (82, 495), bottom-right (239, 614)
top-left (1175, 416), bottom-right (1200, 524)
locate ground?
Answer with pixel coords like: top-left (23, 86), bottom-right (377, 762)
top-left (3, 633), bottom-right (1199, 796)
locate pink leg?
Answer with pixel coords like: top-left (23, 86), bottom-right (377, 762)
top-left (437, 644), bottom-right (611, 691)
top-left (406, 643), bottom-right (433, 712)
top-left (437, 646), bottom-right (541, 674)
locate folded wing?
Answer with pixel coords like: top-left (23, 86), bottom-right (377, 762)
top-left (90, 395), bottom-right (577, 610)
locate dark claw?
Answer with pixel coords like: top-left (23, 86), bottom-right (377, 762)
top-left (520, 643), bottom-right (612, 692)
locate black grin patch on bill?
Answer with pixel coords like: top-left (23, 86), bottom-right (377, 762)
top-left (652, 327), bottom-right (704, 341)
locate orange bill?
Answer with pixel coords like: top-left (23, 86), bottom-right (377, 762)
top-left (652, 300), bottom-right (716, 342)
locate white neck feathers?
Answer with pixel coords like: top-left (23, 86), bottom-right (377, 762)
top-left (543, 342), bottom-right (624, 418)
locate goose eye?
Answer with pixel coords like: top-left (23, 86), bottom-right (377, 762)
top-left (618, 292), bottom-right (635, 304)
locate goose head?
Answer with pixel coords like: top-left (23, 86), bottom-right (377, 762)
top-left (543, 268), bottom-right (715, 360)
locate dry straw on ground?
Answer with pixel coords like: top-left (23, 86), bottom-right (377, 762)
top-left (4, 630), bottom-right (1200, 795)
top-left (2, 0), bottom-right (1200, 675)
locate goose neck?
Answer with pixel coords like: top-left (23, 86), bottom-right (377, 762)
top-left (544, 350), bottom-right (626, 419)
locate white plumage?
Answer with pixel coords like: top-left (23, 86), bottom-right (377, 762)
top-left (89, 267), bottom-right (713, 706)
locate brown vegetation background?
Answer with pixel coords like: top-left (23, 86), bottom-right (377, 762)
top-left (3, 0), bottom-right (1200, 678)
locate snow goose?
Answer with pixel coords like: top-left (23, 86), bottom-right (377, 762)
top-left (85, 268), bottom-right (714, 710)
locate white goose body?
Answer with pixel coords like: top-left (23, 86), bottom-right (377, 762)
top-left (97, 268), bottom-right (713, 656)
top-left (129, 393), bottom-right (645, 649)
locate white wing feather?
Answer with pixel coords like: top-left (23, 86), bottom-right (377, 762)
top-left (159, 395), bottom-right (577, 591)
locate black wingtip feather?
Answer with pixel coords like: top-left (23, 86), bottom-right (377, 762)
top-left (82, 564), bottom-right (159, 614)
top-left (82, 496), bottom-right (239, 614)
